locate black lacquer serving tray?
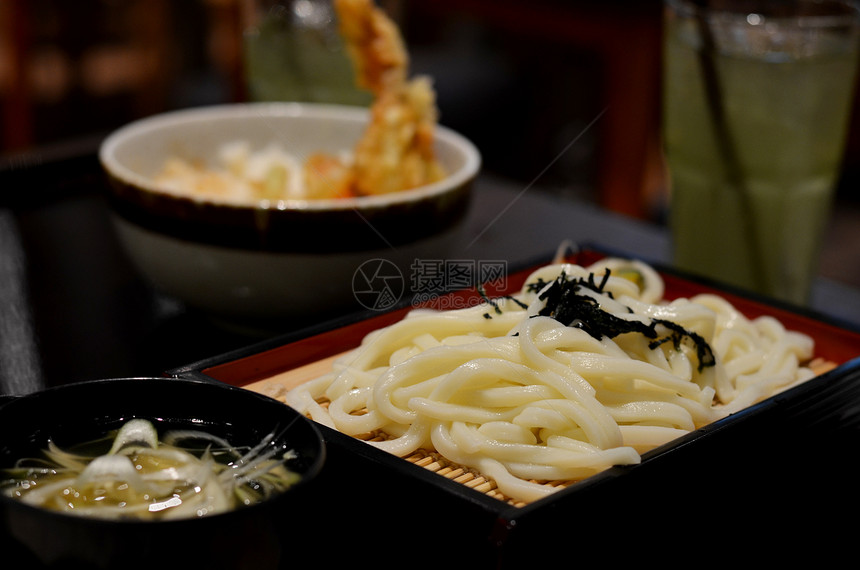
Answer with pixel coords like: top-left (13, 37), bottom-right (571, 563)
top-left (169, 246), bottom-right (860, 566)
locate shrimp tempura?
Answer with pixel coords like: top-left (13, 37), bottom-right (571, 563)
top-left (335, 0), bottom-right (408, 95)
top-left (334, 0), bottom-right (446, 195)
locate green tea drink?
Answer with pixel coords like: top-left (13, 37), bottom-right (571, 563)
top-left (243, 1), bottom-right (372, 105)
top-left (663, 0), bottom-right (860, 304)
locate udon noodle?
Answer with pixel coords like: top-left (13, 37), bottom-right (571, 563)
top-left (282, 257), bottom-right (818, 503)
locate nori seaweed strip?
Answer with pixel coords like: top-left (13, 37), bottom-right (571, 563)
top-left (536, 278), bottom-right (656, 340)
top-left (532, 270), bottom-right (716, 371)
top-left (525, 278), bottom-right (550, 294)
top-left (651, 319), bottom-right (716, 371)
top-left (479, 268), bottom-right (715, 371)
top-left (478, 284), bottom-right (528, 319)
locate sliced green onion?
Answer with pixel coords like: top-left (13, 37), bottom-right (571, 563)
top-left (1, 419), bottom-right (300, 520)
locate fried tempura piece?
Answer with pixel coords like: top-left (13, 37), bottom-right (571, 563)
top-left (156, 157), bottom-right (240, 199)
top-left (334, 0), bottom-right (407, 95)
top-left (303, 153), bottom-right (356, 199)
top-left (351, 76), bottom-right (446, 195)
top-left (334, 0), bottom-right (446, 195)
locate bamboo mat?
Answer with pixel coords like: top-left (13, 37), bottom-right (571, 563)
top-left (241, 353), bottom-right (575, 507)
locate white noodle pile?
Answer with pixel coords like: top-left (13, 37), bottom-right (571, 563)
top-left (283, 258), bottom-right (816, 503)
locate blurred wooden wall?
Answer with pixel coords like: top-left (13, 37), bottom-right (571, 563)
top-left (2, 0), bottom-right (855, 217)
top-left (0, 0), bottom-right (244, 152)
top-left (404, 0), bottom-right (666, 219)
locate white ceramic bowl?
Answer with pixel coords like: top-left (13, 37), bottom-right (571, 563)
top-left (98, 103), bottom-right (481, 328)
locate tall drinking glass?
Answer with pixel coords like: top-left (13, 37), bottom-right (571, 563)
top-left (662, 0), bottom-right (860, 304)
top-left (243, 0), bottom-right (372, 105)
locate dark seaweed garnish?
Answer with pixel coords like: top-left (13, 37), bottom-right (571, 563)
top-left (478, 284), bottom-right (527, 319)
top-left (532, 270), bottom-right (715, 372)
top-left (649, 319), bottom-right (716, 370)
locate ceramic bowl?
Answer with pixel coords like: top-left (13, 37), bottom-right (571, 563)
top-left (0, 377), bottom-right (325, 569)
top-left (98, 102), bottom-right (481, 328)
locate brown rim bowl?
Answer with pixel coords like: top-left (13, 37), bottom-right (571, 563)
top-left (98, 102), bottom-right (481, 328)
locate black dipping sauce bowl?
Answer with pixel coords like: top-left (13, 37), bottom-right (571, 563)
top-left (0, 377), bottom-right (325, 569)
